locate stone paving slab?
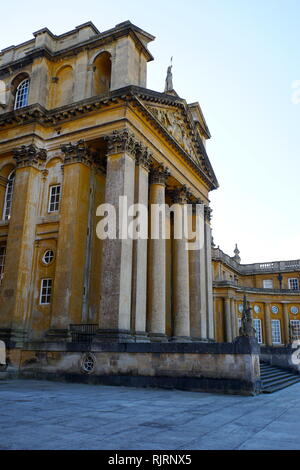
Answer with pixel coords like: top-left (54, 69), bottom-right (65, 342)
top-left (0, 379), bottom-right (300, 450)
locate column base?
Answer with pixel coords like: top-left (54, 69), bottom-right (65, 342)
top-left (45, 329), bottom-right (71, 342)
top-left (94, 329), bottom-right (135, 343)
top-left (134, 331), bottom-right (150, 343)
top-left (148, 332), bottom-right (169, 343)
top-left (169, 336), bottom-right (192, 343)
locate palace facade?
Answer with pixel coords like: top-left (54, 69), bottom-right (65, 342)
top-left (0, 22), bottom-right (298, 392)
top-left (213, 245), bottom-right (300, 345)
top-left (0, 21), bottom-right (217, 348)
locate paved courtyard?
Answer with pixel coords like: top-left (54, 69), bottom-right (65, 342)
top-left (1, 378), bottom-right (300, 450)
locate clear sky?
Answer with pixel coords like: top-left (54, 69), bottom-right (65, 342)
top-left (1, 0), bottom-right (299, 263)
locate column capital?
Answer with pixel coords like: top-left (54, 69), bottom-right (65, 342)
top-left (149, 164), bottom-right (170, 185)
top-left (204, 205), bottom-right (212, 222)
top-left (135, 143), bottom-right (152, 170)
top-left (13, 143), bottom-right (47, 168)
top-left (61, 139), bottom-right (93, 166)
top-left (168, 185), bottom-right (192, 204)
top-left (105, 129), bottom-right (138, 159)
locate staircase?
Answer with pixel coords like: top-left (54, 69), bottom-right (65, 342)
top-left (260, 361), bottom-right (300, 393)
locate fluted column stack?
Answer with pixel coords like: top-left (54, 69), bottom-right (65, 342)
top-left (147, 164), bottom-right (170, 341)
top-left (169, 186), bottom-right (191, 342)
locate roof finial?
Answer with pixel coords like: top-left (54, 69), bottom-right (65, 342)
top-left (164, 56), bottom-right (173, 93)
top-left (233, 243), bottom-right (241, 263)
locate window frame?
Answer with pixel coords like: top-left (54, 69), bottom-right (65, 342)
top-left (288, 278), bottom-right (299, 291)
top-left (263, 279), bottom-right (273, 289)
top-left (253, 318), bottom-right (263, 344)
top-left (271, 319), bottom-right (282, 344)
top-left (2, 170), bottom-right (15, 221)
top-left (39, 278), bottom-right (53, 305)
top-left (48, 184), bottom-right (61, 213)
top-left (14, 78), bottom-right (30, 110)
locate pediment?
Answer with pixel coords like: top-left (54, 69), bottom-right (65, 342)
top-left (143, 102), bottom-right (216, 186)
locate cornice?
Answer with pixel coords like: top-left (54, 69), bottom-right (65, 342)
top-left (0, 86), bottom-right (218, 189)
top-left (0, 24), bottom-right (153, 78)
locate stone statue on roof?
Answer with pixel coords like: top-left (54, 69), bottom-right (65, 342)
top-left (164, 57), bottom-right (173, 92)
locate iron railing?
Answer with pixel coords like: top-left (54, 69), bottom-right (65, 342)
top-left (69, 324), bottom-right (97, 343)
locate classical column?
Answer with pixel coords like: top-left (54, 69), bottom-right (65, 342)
top-left (224, 298), bottom-right (233, 342)
top-left (231, 298), bottom-right (237, 338)
top-left (283, 303), bottom-right (290, 345)
top-left (170, 186), bottom-right (191, 341)
top-left (264, 303), bottom-right (272, 346)
top-left (0, 144), bottom-right (46, 345)
top-left (204, 205), bottom-right (214, 340)
top-left (147, 164), bottom-right (170, 341)
top-left (131, 144), bottom-right (151, 342)
top-left (47, 140), bottom-right (93, 340)
top-left (96, 129), bottom-right (136, 342)
top-left (189, 199), bottom-right (207, 340)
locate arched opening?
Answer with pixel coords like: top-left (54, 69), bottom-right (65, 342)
top-left (52, 66), bottom-right (74, 108)
top-left (0, 80), bottom-right (6, 107)
top-left (2, 169), bottom-right (15, 221)
top-left (93, 52), bottom-right (111, 96)
top-left (11, 73), bottom-right (30, 110)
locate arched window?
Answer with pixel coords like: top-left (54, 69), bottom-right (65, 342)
top-left (14, 78), bottom-right (30, 110)
top-left (3, 170), bottom-right (15, 220)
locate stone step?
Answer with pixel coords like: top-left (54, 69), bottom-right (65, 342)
top-left (261, 371), bottom-right (296, 380)
top-left (262, 375), bottom-right (300, 387)
top-left (262, 377), bottom-right (300, 394)
top-left (260, 361), bottom-right (300, 393)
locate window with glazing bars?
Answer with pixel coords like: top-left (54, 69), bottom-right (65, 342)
top-left (14, 79), bottom-right (30, 110)
top-left (253, 318), bottom-right (262, 343)
top-left (288, 278), bottom-right (299, 290)
top-left (40, 279), bottom-right (52, 305)
top-left (48, 185), bottom-right (61, 213)
top-left (2, 171), bottom-right (15, 221)
top-left (290, 320), bottom-right (300, 339)
top-left (271, 319), bottom-right (281, 344)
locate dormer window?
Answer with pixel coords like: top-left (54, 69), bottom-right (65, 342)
top-left (14, 78), bottom-right (30, 110)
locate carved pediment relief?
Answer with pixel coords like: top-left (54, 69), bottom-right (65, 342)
top-left (145, 104), bottom-right (203, 168)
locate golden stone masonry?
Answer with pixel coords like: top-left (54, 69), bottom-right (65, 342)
top-left (0, 21), bottom-right (299, 394)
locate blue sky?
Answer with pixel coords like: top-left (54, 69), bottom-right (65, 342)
top-left (1, 0), bottom-right (299, 263)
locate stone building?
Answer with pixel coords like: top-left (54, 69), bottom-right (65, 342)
top-left (0, 20), bottom-right (298, 394)
top-left (0, 21), bottom-right (218, 350)
top-left (213, 245), bottom-right (300, 345)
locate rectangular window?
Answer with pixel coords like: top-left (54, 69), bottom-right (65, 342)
top-left (253, 318), bottom-right (262, 344)
top-left (263, 279), bottom-right (273, 289)
top-left (0, 245), bottom-right (6, 285)
top-left (288, 278), bottom-right (299, 290)
top-left (271, 319), bottom-right (281, 344)
top-left (48, 185), bottom-right (61, 213)
top-left (40, 279), bottom-right (52, 305)
top-left (290, 320), bottom-right (300, 340)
